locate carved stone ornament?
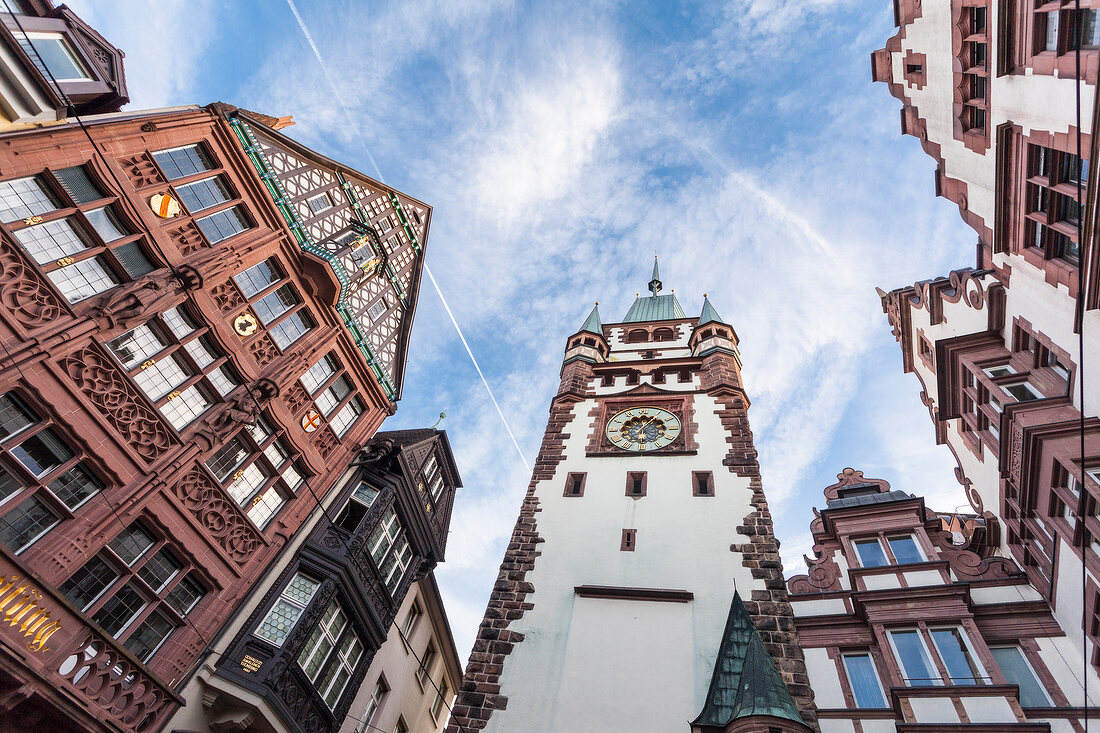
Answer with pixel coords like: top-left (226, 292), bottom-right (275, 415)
top-left (247, 333), bottom-right (279, 367)
top-left (787, 544), bottom-right (844, 595)
top-left (88, 273), bottom-right (183, 332)
top-left (166, 221), bottom-right (206, 256)
top-left (823, 467), bottom-right (891, 500)
top-left (172, 467), bottom-right (263, 563)
top-left (284, 383), bottom-right (311, 414)
top-left (0, 233), bottom-right (68, 329)
top-left (210, 280), bottom-right (245, 313)
top-left (117, 152), bottom-right (164, 189)
top-left (314, 426), bottom-right (339, 458)
top-left (926, 521), bottom-right (1018, 580)
top-left (60, 345), bottom-right (175, 462)
top-left (191, 385), bottom-right (268, 452)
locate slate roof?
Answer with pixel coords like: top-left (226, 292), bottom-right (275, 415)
top-left (693, 591), bottom-right (806, 728)
top-left (826, 489), bottom-right (914, 511)
top-left (622, 293), bottom-right (687, 323)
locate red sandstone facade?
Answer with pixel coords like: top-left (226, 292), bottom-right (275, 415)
top-left (0, 103), bottom-right (429, 731)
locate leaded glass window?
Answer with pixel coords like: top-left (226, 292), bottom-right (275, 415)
top-left (256, 572), bottom-right (320, 646)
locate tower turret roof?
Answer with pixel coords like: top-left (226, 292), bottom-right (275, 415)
top-left (697, 295), bottom-right (725, 327)
top-left (578, 303), bottom-right (603, 335)
top-left (649, 255), bottom-right (662, 295)
top-left (623, 255), bottom-right (685, 322)
top-left (692, 591), bottom-right (806, 729)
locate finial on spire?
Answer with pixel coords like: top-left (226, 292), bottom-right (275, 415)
top-left (648, 255), bottom-right (662, 296)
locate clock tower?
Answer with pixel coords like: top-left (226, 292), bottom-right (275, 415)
top-left (447, 259), bottom-right (817, 733)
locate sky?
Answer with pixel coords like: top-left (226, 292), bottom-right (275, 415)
top-left (70, 0), bottom-right (980, 661)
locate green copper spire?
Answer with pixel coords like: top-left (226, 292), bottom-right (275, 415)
top-left (648, 255), bottom-right (662, 295)
top-left (692, 591), bottom-right (807, 729)
top-left (578, 302), bottom-right (603, 335)
top-left (698, 294), bottom-right (725, 327)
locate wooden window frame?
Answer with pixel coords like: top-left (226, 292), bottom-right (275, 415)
top-left (626, 471), bottom-right (647, 497)
top-left (564, 472), bottom-right (586, 497)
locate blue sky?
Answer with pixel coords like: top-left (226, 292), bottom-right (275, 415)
top-left (73, 0), bottom-right (977, 659)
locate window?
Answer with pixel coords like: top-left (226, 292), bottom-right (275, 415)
top-left (393, 719), bottom-right (408, 733)
top-left (0, 392), bottom-right (103, 554)
top-left (307, 192), bottom-right (333, 215)
top-left (889, 629), bottom-right (940, 686)
top-left (58, 521), bottom-right (206, 662)
top-left (431, 681), bottom-right (450, 720)
top-left (693, 471), bottom-right (713, 496)
top-left (233, 258), bottom-right (313, 351)
top-left (367, 298), bottom-right (388, 322)
top-left (621, 528), bottom-right (636, 551)
top-left (108, 306), bottom-right (239, 431)
top-left (195, 206), bottom-right (250, 245)
top-left (1002, 381), bottom-right (1042, 403)
top-left (983, 364), bottom-right (1016, 379)
top-left (152, 145), bottom-right (214, 181)
top-left (423, 453), bottom-right (446, 504)
top-left (842, 653), bottom-right (887, 708)
top-left (299, 601), bottom-right (364, 709)
top-left (359, 677), bottom-right (389, 732)
top-left (15, 32), bottom-right (91, 81)
top-left (626, 329), bottom-right (648, 343)
top-left (992, 646), bottom-right (1051, 707)
top-left (299, 354), bottom-right (364, 439)
top-left (626, 471), bottom-right (646, 497)
top-left (854, 539), bottom-right (889, 568)
top-left (887, 535), bottom-right (924, 564)
top-left (417, 641), bottom-right (437, 685)
top-left (203, 417), bottom-right (305, 527)
top-left (255, 572), bottom-right (320, 646)
top-left (175, 176), bottom-right (232, 214)
top-left (334, 482), bottom-right (379, 532)
top-left (2, 167), bottom-right (156, 303)
top-left (369, 508), bottom-right (413, 595)
top-left (564, 472), bottom-right (585, 497)
top-left (401, 601), bottom-right (422, 638)
top-left (1025, 144), bottom-right (1086, 265)
top-left (930, 627), bottom-right (987, 685)
top-left (653, 327), bottom-right (675, 342)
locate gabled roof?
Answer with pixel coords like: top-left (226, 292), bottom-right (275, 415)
top-left (578, 303), bottom-right (603, 335)
top-left (622, 293), bottom-right (686, 323)
top-left (693, 591), bottom-right (806, 728)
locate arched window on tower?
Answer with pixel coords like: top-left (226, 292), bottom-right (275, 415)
top-left (653, 327), bottom-right (674, 342)
top-left (627, 329), bottom-right (649, 343)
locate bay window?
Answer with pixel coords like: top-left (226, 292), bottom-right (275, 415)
top-left (888, 629), bottom-right (939, 686)
top-left (369, 508), bottom-right (413, 595)
top-left (255, 572), bottom-right (320, 646)
top-left (298, 601), bottom-right (364, 709)
top-left (929, 627), bottom-right (987, 685)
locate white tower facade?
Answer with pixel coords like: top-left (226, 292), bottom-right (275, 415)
top-left (447, 262), bottom-right (817, 733)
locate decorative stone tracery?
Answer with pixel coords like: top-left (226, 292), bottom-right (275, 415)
top-left (172, 467), bottom-right (264, 564)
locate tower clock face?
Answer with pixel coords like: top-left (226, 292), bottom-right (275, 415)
top-left (605, 406), bottom-right (681, 452)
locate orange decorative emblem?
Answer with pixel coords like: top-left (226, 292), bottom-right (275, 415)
top-left (149, 193), bottom-right (181, 219)
top-left (301, 409), bottom-right (321, 433)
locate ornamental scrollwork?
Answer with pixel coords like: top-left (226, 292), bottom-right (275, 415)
top-left (787, 543), bottom-right (844, 595)
top-left (0, 233), bottom-right (68, 329)
top-left (173, 467), bottom-right (263, 564)
top-left (59, 345), bottom-right (175, 462)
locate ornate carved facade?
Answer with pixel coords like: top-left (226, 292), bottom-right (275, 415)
top-left (0, 101), bottom-right (431, 732)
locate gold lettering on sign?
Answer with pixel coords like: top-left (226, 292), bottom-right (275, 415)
top-left (232, 469), bottom-right (245, 481)
top-left (0, 575), bottom-right (61, 652)
top-left (56, 256), bottom-right (75, 267)
top-left (166, 390), bottom-right (181, 401)
top-left (140, 359), bottom-right (156, 370)
top-left (241, 654), bottom-right (263, 672)
top-left (23, 216), bottom-right (43, 225)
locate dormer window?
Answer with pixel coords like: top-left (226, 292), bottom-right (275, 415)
top-left (15, 32), bottom-right (91, 82)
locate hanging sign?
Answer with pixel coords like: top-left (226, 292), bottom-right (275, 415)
top-left (301, 409), bottom-right (321, 433)
top-left (149, 193), bottom-right (181, 219)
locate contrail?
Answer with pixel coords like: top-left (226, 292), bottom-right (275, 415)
top-left (284, 0), bottom-right (531, 473)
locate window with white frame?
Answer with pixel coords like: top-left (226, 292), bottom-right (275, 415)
top-left (2, 166), bottom-right (157, 303)
top-left (888, 629), bottom-right (940, 687)
top-left (424, 452), bottom-right (445, 503)
top-left (991, 646), bottom-right (1051, 707)
top-left (107, 306), bottom-right (239, 431)
top-left (929, 626), bottom-right (987, 685)
top-left (369, 507), bottom-right (413, 595)
top-left (233, 258), bottom-right (314, 351)
top-left (298, 601), bottom-right (364, 709)
top-left (203, 416), bottom-right (305, 528)
top-left (431, 681), bottom-right (450, 720)
top-left (58, 520), bottom-right (206, 662)
top-left (358, 677), bottom-right (388, 732)
top-left (255, 572), bottom-right (320, 646)
top-left (367, 297), bottom-right (388, 321)
top-left (299, 353), bottom-right (365, 439)
top-left (417, 640), bottom-right (437, 685)
top-left (853, 539), bottom-right (888, 568)
top-left (841, 652), bottom-right (887, 708)
top-left (307, 192), bottom-right (333, 215)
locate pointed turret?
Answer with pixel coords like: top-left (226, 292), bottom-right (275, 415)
top-left (690, 293), bottom-right (740, 361)
top-left (578, 302), bottom-right (603, 335)
top-left (563, 302), bottom-right (608, 368)
top-left (691, 592), bottom-right (811, 732)
top-left (648, 255), bottom-right (662, 295)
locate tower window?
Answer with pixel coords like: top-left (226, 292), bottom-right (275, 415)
top-left (626, 329), bottom-right (649, 343)
top-left (653, 327), bottom-right (675, 342)
top-left (564, 472), bottom-right (586, 497)
top-left (626, 472), bottom-right (647, 497)
top-left (621, 529), bottom-right (636, 551)
top-left (693, 471), bottom-right (714, 497)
